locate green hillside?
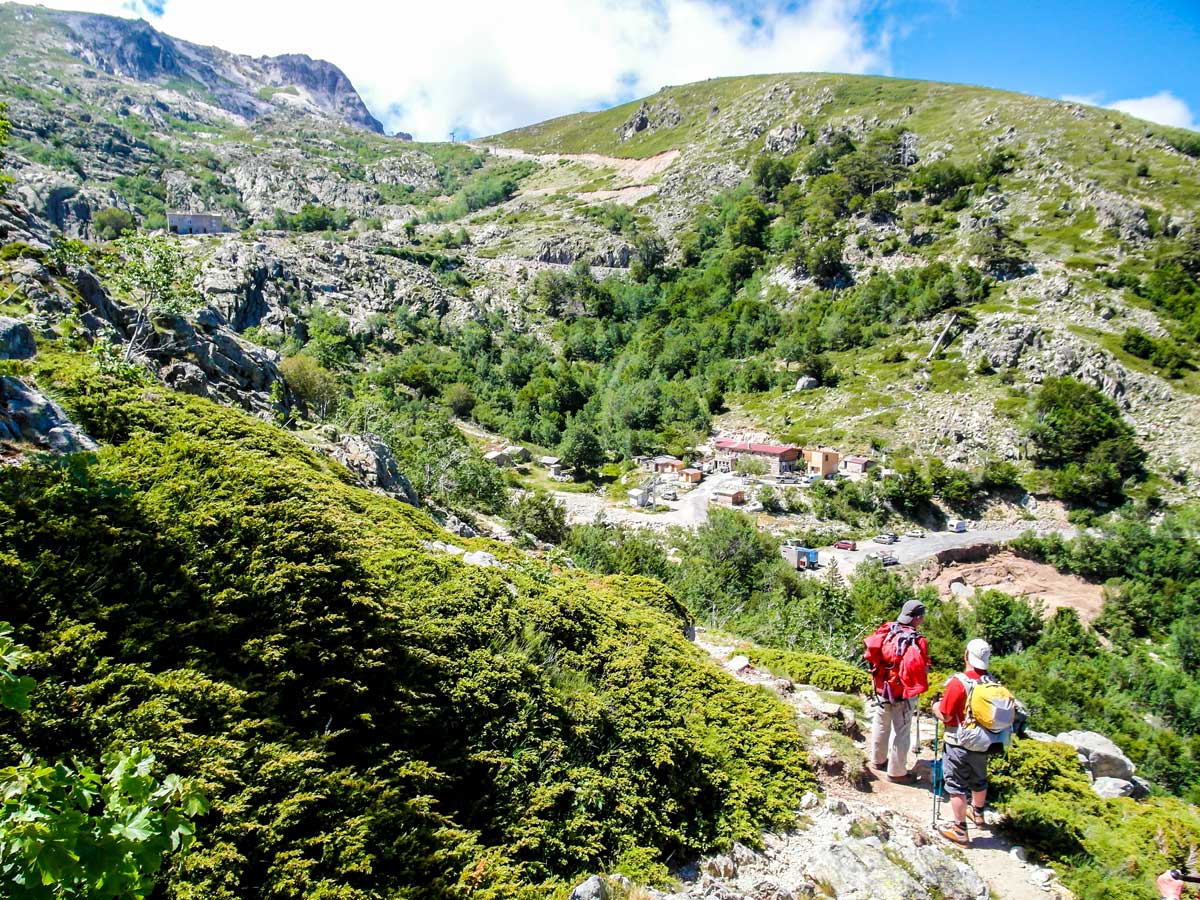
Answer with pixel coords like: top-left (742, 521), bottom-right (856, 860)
top-left (0, 354), bottom-right (812, 898)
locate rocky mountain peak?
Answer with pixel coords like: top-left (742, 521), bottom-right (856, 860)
top-left (258, 53), bottom-right (386, 135)
top-left (3, 3), bottom-right (391, 135)
top-left (62, 11), bottom-right (184, 82)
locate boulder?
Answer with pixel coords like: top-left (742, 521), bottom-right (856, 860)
top-left (1054, 730), bottom-right (1136, 780)
top-left (763, 122), bottom-right (807, 154)
top-left (727, 654), bottom-right (750, 672)
top-left (908, 843), bottom-right (990, 900)
top-left (568, 875), bottom-right (609, 900)
top-left (0, 317), bottom-right (36, 360)
top-left (462, 550), bottom-right (500, 569)
top-left (1092, 776), bottom-right (1134, 799)
top-left (1028, 867), bottom-right (1056, 890)
top-left (802, 839), bottom-right (923, 900)
top-left (1, 376), bottom-right (98, 453)
top-left (1129, 776), bottom-right (1152, 800)
top-left (794, 375), bottom-right (819, 391)
top-left (332, 433), bottom-right (419, 505)
top-left (159, 361), bottom-right (210, 397)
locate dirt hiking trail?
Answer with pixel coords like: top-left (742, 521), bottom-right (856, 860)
top-left (698, 631), bottom-right (1074, 900)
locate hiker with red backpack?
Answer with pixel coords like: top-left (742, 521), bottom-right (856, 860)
top-left (933, 638), bottom-right (1017, 846)
top-left (864, 599), bottom-right (931, 782)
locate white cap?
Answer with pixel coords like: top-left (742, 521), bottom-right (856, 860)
top-left (967, 638), bottom-right (991, 670)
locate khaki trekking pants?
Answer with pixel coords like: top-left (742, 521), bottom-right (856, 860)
top-left (870, 696), bottom-right (915, 777)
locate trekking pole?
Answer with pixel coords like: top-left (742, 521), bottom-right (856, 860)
top-left (931, 719), bottom-right (943, 828)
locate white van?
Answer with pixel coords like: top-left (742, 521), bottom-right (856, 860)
top-left (947, 518), bottom-right (968, 533)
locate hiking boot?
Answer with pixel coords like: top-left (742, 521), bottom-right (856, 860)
top-left (887, 772), bottom-right (916, 784)
top-left (939, 821), bottom-right (970, 846)
top-left (969, 806), bottom-right (987, 826)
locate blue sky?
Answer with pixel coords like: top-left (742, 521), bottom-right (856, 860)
top-left (875, 0), bottom-right (1199, 127)
top-left (27, 0), bottom-right (1200, 139)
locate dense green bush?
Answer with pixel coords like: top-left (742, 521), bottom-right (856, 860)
top-left (994, 740), bottom-right (1200, 900)
top-left (271, 204), bottom-right (354, 231)
top-left (0, 356), bottom-right (814, 898)
top-left (1027, 377), bottom-right (1145, 505)
top-left (744, 647), bottom-right (871, 695)
top-left (92, 206), bottom-right (135, 240)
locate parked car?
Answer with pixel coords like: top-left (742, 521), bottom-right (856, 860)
top-left (947, 518), bottom-right (969, 533)
top-left (833, 539), bottom-right (857, 550)
top-left (777, 475), bottom-right (798, 484)
top-left (864, 551), bottom-right (880, 561)
top-left (906, 529), bottom-right (925, 538)
top-left (880, 554), bottom-right (900, 567)
top-left (661, 489), bottom-right (678, 501)
top-left (873, 534), bottom-right (896, 544)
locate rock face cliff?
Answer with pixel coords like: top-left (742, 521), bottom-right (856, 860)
top-left (2, 3), bottom-right (391, 135)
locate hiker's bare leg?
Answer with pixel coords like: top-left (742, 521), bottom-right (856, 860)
top-left (972, 789), bottom-right (986, 810)
top-left (948, 792), bottom-right (966, 822)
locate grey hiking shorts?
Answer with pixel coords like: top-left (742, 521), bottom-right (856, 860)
top-left (943, 742), bottom-right (988, 795)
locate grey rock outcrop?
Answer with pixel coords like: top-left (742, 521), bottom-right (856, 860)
top-left (332, 433), bottom-right (419, 505)
top-left (1054, 730), bottom-right (1136, 780)
top-left (1092, 776), bottom-right (1134, 799)
top-left (55, 8), bottom-right (387, 133)
top-left (462, 550), bottom-right (501, 568)
top-left (763, 122), bottom-right (807, 155)
top-left (568, 875), bottom-right (610, 900)
top-left (962, 322), bottom-right (1041, 369)
top-left (617, 99), bottom-right (683, 142)
top-left (661, 785), bottom-right (994, 900)
top-left (0, 317), bottom-right (36, 360)
top-left (1086, 190), bottom-right (1150, 243)
top-left (0, 376), bottom-right (98, 454)
top-left (536, 234), bottom-right (632, 268)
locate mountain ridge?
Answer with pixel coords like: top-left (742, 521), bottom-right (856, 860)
top-left (0, 2), bottom-right (396, 135)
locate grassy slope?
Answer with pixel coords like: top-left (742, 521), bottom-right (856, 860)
top-left (486, 73), bottom-right (1200, 211)
top-left (0, 353), bottom-right (813, 898)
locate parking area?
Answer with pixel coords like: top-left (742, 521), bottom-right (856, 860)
top-left (818, 525), bottom-right (1061, 574)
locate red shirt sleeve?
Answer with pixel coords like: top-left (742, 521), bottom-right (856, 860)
top-left (940, 675), bottom-right (967, 727)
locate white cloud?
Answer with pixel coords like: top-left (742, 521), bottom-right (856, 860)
top-left (1107, 91), bottom-right (1197, 131)
top-left (1060, 92), bottom-right (1102, 107)
top-left (1061, 90), bottom-right (1197, 132)
top-left (24, 0), bottom-right (887, 140)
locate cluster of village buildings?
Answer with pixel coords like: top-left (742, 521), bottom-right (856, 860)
top-left (625, 441), bottom-right (875, 508)
top-left (482, 437), bottom-right (876, 508)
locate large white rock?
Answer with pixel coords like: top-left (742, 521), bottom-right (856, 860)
top-left (568, 875), bottom-right (609, 900)
top-left (1092, 776), bottom-right (1134, 799)
top-left (1054, 730), bottom-right (1136, 780)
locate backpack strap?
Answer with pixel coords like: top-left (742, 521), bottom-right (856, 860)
top-left (953, 673), bottom-right (976, 726)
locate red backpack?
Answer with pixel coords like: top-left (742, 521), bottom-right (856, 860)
top-left (864, 622), bottom-right (928, 701)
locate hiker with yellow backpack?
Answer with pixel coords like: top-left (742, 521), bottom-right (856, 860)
top-left (932, 638), bottom-right (1017, 846)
